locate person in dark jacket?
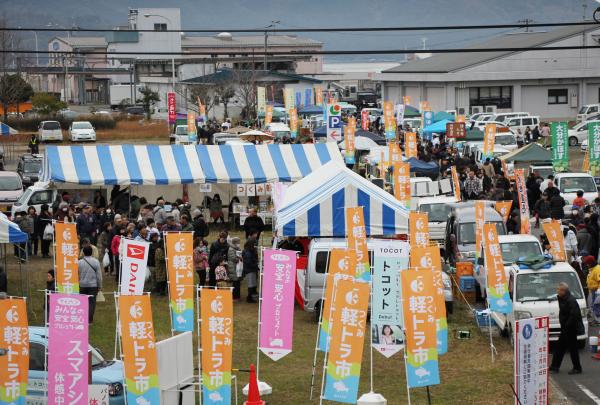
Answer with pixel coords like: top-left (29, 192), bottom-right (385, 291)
top-left (550, 282), bottom-right (584, 374)
top-left (549, 190), bottom-right (566, 220)
top-left (192, 209), bottom-right (209, 239)
top-left (506, 212), bottom-right (520, 234)
top-left (242, 234), bottom-right (260, 303)
top-left (243, 208), bottom-right (265, 239)
top-left (277, 236), bottom-right (304, 254)
top-left (534, 192), bottom-right (551, 224)
top-left (208, 231), bottom-right (230, 287)
top-left (577, 224), bottom-right (594, 257)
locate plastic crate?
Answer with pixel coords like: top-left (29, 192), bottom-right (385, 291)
top-left (456, 262), bottom-right (474, 278)
top-left (474, 310), bottom-right (496, 328)
top-left (459, 276), bottom-right (476, 292)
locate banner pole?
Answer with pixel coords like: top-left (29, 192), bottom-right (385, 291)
top-left (309, 251), bottom-right (331, 401)
top-left (255, 247), bottom-right (264, 379)
top-left (369, 267), bottom-right (374, 393)
top-left (164, 232), bottom-right (174, 336)
top-left (319, 275), bottom-right (341, 405)
top-left (487, 300), bottom-right (496, 363)
top-left (45, 290), bottom-right (49, 405)
top-left (113, 292), bottom-right (120, 360)
top-left (115, 293), bottom-right (130, 405)
top-left (426, 386), bottom-right (432, 405)
top-left (196, 286), bottom-right (203, 405)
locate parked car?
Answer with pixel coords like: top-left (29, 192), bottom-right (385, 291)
top-left (171, 124), bottom-right (193, 144)
top-left (581, 138), bottom-right (588, 152)
top-left (554, 172), bottom-right (598, 214)
top-left (69, 121), bottom-right (97, 142)
top-left (577, 104), bottom-right (600, 122)
top-left (494, 133), bottom-right (518, 151)
top-left (38, 121), bottom-right (63, 142)
top-left (58, 109), bottom-right (78, 119)
top-left (0, 171), bottom-right (23, 212)
top-left (491, 112), bottom-right (530, 123)
top-left (529, 165), bottom-right (554, 179)
top-left (416, 196), bottom-right (456, 246)
top-left (26, 327), bottom-right (125, 404)
top-left (125, 106), bottom-right (145, 116)
top-left (16, 154), bottom-right (43, 187)
top-left (568, 120), bottom-right (600, 146)
top-left (505, 116), bottom-right (540, 136)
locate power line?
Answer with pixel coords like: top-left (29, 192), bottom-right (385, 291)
top-left (0, 21), bottom-right (597, 34)
top-left (2, 45), bottom-right (599, 56)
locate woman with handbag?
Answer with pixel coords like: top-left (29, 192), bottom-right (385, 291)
top-left (39, 204), bottom-right (53, 258)
top-left (78, 246), bottom-right (102, 324)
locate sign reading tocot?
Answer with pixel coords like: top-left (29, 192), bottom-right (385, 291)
top-left (120, 239), bottom-right (150, 296)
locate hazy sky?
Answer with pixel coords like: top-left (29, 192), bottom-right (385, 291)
top-left (1, 0), bottom-right (586, 61)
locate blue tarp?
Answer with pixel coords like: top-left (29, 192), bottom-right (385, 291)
top-left (422, 119), bottom-right (453, 134)
top-left (299, 105), bottom-right (323, 115)
top-left (406, 157), bottom-right (439, 175)
top-left (433, 112), bottom-right (455, 122)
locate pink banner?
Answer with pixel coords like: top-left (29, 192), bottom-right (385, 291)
top-left (259, 248), bottom-right (296, 361)
top-left (168, 92), bottom-right (176, 124)
top-left (48, 293), bottom-right (89, 405)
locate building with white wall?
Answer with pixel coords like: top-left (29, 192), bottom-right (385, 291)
top-left (377, 25), bottom-right (600, 121)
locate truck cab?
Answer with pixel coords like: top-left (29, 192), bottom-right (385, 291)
top-left (11, 184), bottom-right (57, 217)
top-left (416, 196), bottom-right (457, 246)
top-left (554, 172), bottom-right (598, 214)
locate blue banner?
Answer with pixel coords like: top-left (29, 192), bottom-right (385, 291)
top-left (423, 110), bottom-right (434, 128)
top-left (296, 91), bottom-right (303, 108)
top-left (305, 88), bottom-right (313, 107)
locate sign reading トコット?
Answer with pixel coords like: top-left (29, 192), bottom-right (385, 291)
top-left (542, 220), bottom-right (566, 262)
top-left (409, 212), bottom-right (429, 248)
top-left (55, 222), bottom-right (80, 293)
top-left (119, 294), bottom-right (160, 405)
top-left (165, 232), bottom-right (194, 332)
top-left (0, 297), bottom-right (29, 405)
top-left (394, 162), bottom-right (411, 209)
top-left (260, 248), bottom-right (296, 361)
top-left (120, 238), bottom-right (150, 296)
top-left (167, 92), bottom-right (176, 124)
top-left (201, 288), bottom-right (233, 405)
top-left (515, 316), bottom-right (549, 405)
top-left (483, 224), bottom-right (512, 314)
top-left (346, 207), bottom-right (370, 282)
top-left (48, 293), bottom-right (88, 405)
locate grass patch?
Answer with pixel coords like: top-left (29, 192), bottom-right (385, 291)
top-left (96, 119), bottom-right (169, 142)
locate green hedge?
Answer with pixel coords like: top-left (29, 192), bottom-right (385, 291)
top-left (6, 114), bottom-right (117, 131)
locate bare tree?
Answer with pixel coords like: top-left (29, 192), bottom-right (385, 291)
top-left (232, 68), bottom-right (259, 122)
top-left (213, 79), bottom-right (235, 121)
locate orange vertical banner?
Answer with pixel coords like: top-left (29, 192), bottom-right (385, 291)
top-left (475, 201), bottom-right (485, 256)
top-left (456, 115), bottom-right (466, 123)
top-left (200, 288), bottom-right (233, 404)
top-left (0, 297), bottom-right (29, 404)
top-left (405, 131), bottom-right (418, 159)
top-left (483, 224), bottom-right (512, 313)
top-left (542, 220), bottom-right (567, 262)
top-left (165, 232), bottom-right (195, 332)
top-left (409, 211), bottom-right (430, 248)
top-left (379, 151), bottom-right (386, 179)
top-left (389, 141), bottom-right (402, 165)
top-left (451, 166), bottom-right (461, 201)
top-left (495, 201), bottom-right (513, 223)
top-left (265, 105), bottom-right (274, 126)
top-left (55, 222), bottom-right (79, 293)
top-left (403, 95), bottom-right (411, 106)
top-left (346, 207), bottom-right (370, 282)
top-left (483, 123), bottom-right (496, 161)
top-left (119, 294), bottom-right (160, 404)
top-left (394, 162), bottom-right (411, 209)
top-left (515, 169), bottom-right (531, 235)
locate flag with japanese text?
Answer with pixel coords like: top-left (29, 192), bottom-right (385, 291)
top-left (283, 88), bottom-right (295, 112)
top-left (305, 88), bottom-right (313, 107)
top-left (361, 109), bottom-right (369, 130)
top-left (551, 122), bottom-right (569, 172)
top-left (319, 249), bottom-right (355, 352)
top-left (410, 212), bottom-right (429, 248)
top-left (200, 288), bottom-right (233, 405)
top-left (167, 92), bottom-right (176, 124)
top-left (119, 294), bottom-right (160, 405)
top-left (265, 105), bottom-right (274, 126)
top-left (403, 95), bottom-right (411, 106)
top-left (323, 278), bottom-right (369, 403)
top-left (49, 294), bottom-right (89, 405)
top-left (344, 119), bottom-right (356, 164)
top-left (383, 101), bottom-right (396, 140)
top-left (371, 240), bottom-right (409, 358)
top-left (495, 201), bottom-right (512, 223)
top-left (589, 122), bottom-right (600, 176)
top-left (483, 224), bottom-right (512, 314)
top-left (260, 249), bottom-right (296, 361)
top-left (515, 169), bottom-right (531, 235)
top-left (187, 111), bottom-right (197, 141)
top-left (515, 317), bottom-right (549, 405)
top-left (542, 220), bottom-right (566, 262)
top-left (55, 222), bottom-right (79, 293)
top-left (346, 207), bottom-right (370, 282)
top-left (451, 166), bottom-right (461, 201)
top-left (401, 268), bottom-right (440, 388)
top-left (120, 238), bottom-right (150, 296)
top-left (379, 151), bottom-right (386, 179)
top-left (483, 124), bottom-right (496, 161)
top-left (315, 86), bottom-right (324, 106)
top-left (404, 132), bottom-right (418, 159)
top-left (394, 162), bottom-right (411, 209)
top-left (289, 107), bottom-right (299, 138)
top-left (0, 297), bottom-right (28, 405)
top-left (396, 104), bottom-right (405, 125)
top-left (411, 246), bottom-right (448, 355)
top-left (257, 87), bottom-right (266, 116)
top-left (475, 201), bottom-right (485, 257)
top-left (166, 232), bottom-right (195, 332)
top-left (389, 141), bottom-right (402, 166)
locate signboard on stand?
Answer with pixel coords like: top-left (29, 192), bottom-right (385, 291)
top-left (515, 317), bottom-right (549, 405)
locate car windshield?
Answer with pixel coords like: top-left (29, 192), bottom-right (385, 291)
top-left (420, 203), bottom-right (451, 222)
top-left (559, 177), bottom-right (597, 193)
top-left (43, 122), bottom-right (60, 130)
top-left (23, 161), bottom-right (42, 173)
top-left (72, 122), bottom-right (92, 130)
top-left (516, 272), bottom-right (583, 302)
top-left (16, 188), bottom-right (32, 205)
top-left (0, 176), bottom-right (22, 191)
top-left (458, 221), bottom-right (505, 244)
top-left (495, 135), bottom-right (516, 146)
top-left (500, 241), bottom-right (542, 263)
top-left (495, 116), bottom-right (507, 122)
top-left (175, 127), bottom-right (188, 135)
top-left (579, 106), bottom-right (589, 114)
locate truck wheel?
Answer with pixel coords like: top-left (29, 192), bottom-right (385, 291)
top-left (314, 300), bottom-right (322, 323)
top-left (569, 136), bottom-right (578, 147)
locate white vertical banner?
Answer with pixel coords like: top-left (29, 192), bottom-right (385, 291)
top-left (119, 238), bottom-right (150, 295)
top-left (515, 316), bottom-right (549, 405)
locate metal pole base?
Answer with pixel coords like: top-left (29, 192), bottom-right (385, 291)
top-left (358, 391), bottom-right (387, 405)
top-left (242, 381), bottom-right (273, 396)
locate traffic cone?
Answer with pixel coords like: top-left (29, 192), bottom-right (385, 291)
top-left (244, 364), bottom-right (265, 405)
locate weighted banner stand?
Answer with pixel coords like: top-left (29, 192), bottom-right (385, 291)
top-left (309, 252), bottom-right (331, 401)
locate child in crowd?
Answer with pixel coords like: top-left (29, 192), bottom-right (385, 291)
top-left (194, 238), bottom-right (209, 286)
top-left (215, 256), bottom-right (231, 288)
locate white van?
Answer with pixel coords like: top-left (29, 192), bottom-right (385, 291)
top-left (554, 172), bottom-right (598, 214)
top-left (303, 238), bottom-right (454, 319)
top-left (505, 116), bottom-right (540, 135)
top-left (416, 196), bottom-right (456, 244)
top-left (577, 104), bottom-right (600, 122)
top-left (492, 112), bottom-right (530, 123)
top-left (568, 120), bottom-right (600, 146)
top-left (266, 122), bottom-right (292, 139)
top-left (494, 133), bottom-right (518, 151)
top-left (474, 145), bottom-right (511, 163)
top-left (11, 183), bottom-right (57, 217)
top-left (38, 121), bottom-right (63, 142)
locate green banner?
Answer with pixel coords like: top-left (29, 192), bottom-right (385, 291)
top-left (551, 122), bottom-right (569, 172)
top-left (589, 122), bottom-right (600, 176)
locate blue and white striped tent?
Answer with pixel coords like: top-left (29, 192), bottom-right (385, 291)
top-left (43, 143), bottom-right (342, 185)
top-left (0, 213), bottom-right (28, 243)
top-left (276, 161), bottom-right (409, 237)
top-left (0, 122), bottom-right (17, 135)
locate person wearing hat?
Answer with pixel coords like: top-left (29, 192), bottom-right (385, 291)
top-left (585, 256), bottom-right (600, 326)
top-left (227, 237), bottom-right (242, 300)
top-left (192, 209), bottom-right (209, 240)
top-left (162, 216), bottom-right (181, 233)
top-left (76, 204), bottom-right (97, 244)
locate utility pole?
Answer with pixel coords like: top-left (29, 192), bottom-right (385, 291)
top-left (263, 20), bottom-right (280, 71)
top-left (583, 0), bottom-right (588, 20)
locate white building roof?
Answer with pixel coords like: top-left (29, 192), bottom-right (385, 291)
top-left (181, 34), bottom-right (322, 48)
top-left (54, 36), bottom-right (108, 48)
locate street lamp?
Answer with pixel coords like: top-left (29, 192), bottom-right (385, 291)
top-left (263, 20), bottom-right (280, 72)
top-left (143, 14), bottom-right (176, 89)
top-left (18, 26), bottom-right (38, 66)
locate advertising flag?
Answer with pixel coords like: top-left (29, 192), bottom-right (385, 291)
top-left (456, 115), bottom-right (466, 123)
top-left (393, 162), bottom-right (411, 209)
top-left (483, 123), bottom-right (496, 161)
top-left (515, 169), bottom-right (531, 235)
top-left (383, 101), bottom-right (396, 140)
top-left (451, 166), bottom-right (461, 201)
top-left (305, 88), bottom-right (313, 107)
top-left (401, 268), bottom-right (440, 388)
top-left (165, 232), bottom-right (194, 332)
top-left (542, 220), bottom-right (567, 262)
top-left (284, 88), bottom-right (295, 112)
top-left (515, 317), bottom-right (549, 405)
top-left (403, 95), bottom-right (411, 106)
top-left (475, 201), bottom-right (485, 256)
top-left (588, 122), bottom-right (600, 176)
top-left (423, 110), bottom-right (434, 129)
top-left (327, 103), bottom-right (343, 143)
top-left (379, 151), bottom-right (386, 179)
top-left (265, 105), bottom-right (274, 126)
top-left (198, 99), bottom-right (207, 124)
top-left (405, 132), bottom-right (418, 159)
top-left (55, 222), bottom-right (79, 293)
top-left (201, 288), bottom-right (233, 405)
top-left (409, 212), bottom-right (429, 248)
top-left (167, 92), bottom-right (176, 124)
top-left (315, 86), bottom-right (324, 106)
top-left (289, 107), bottom-right (299, 139)
top-left (48, 293), bottom-right (88, 405)
top-left (419, 101), bottom-right (430, 112)
top-left (319, 249), bottom-right (355, 352)
top-left (361, 109), bottom-right (370, 131)
top-left (119, 295), bottom-right (160, 405)
top-left (371, 240), bottom-right (409, 358)
top-left (323, 278), bottom-right (369, 403)
top-left (389, 141), bottom-right (402, 165)
top-left (551, 122), bottom-right (569, 172)
top-left (344, 121), bottom-right (356, 165)
top-left (584, 149), bottom-right (590, 173)
top-left (120, 239), bottom-right (150, 296)
top-left (260, 248), bottom-right (297, 361)
top-left (483, 224), bottom-right (512, 314)
top-left (0, 297), bottom-right (28, 405)
top-left (495, 201), bottom-right (513, 223)
top-left (295, 91), bottom-right (302, 108)
top-left (187, 111), bottom-right (197, 142)
top-left (346, 207), bottom-right (370, 282)
top-left (396, 103), bottom-right (405, 125)
top-left (257, 86), bottom-right (266, 115)
top-left (411, 246), bottom-right (448, 355)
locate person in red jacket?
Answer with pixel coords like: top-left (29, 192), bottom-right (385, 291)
top-left (111, 226), bottom-right (127, 283)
